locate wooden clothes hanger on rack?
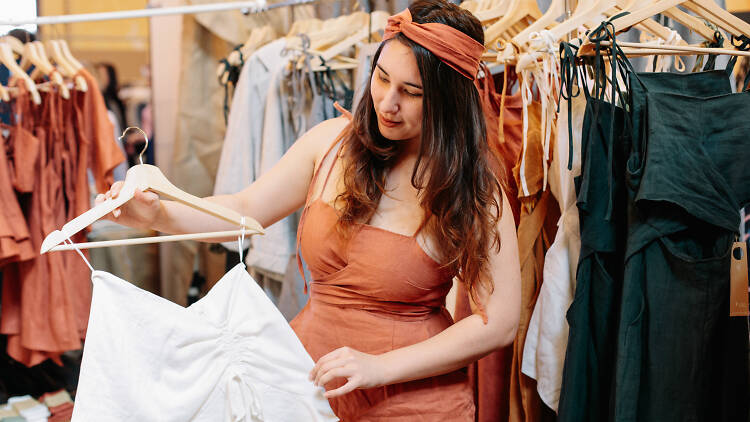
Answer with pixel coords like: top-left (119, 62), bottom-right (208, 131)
top-left (0, 42), bottom-right (41, 105)
top-left (0, 83), bottom-right (9, 103)
top-left (595, 0), bottom-right (750, 43)
top-left (41, 127), bottom-right (265, 253)
top-left (578, 0), bottom-right (750, 57)
top-left (21, 41), bottom-right (70, 99)
top-left (315, 11), bottom-right (387, 63)
top-left (54, 39), bottom-right (88, 92)
top-left (484, 0), bottom-right (543, 46)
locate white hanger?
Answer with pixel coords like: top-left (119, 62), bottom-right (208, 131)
top-left (41, 127), bottom-right (264, 253)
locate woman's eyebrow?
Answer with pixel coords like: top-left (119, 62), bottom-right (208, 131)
top-left (376, 64), bottom-right (423, 90)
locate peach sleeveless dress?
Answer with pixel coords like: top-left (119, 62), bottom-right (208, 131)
top-left (290, 124), bottom-right (475, 421)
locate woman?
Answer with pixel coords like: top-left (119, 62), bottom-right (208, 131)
top-left (99, 0), bottom-right (521, 419)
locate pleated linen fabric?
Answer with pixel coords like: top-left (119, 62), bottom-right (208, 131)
top-left (72, 263), bottom-right (337, 422)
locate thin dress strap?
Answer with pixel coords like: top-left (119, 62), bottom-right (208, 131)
top-left (296, 123), bottom-right (350, 292)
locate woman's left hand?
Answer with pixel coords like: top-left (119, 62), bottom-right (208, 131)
top-left (309, 347), bottom-right (388, 398)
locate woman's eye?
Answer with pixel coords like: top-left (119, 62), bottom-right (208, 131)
top-left (405, 90), bottom-right (423, 97)
top-left (379, 74), bottom-right (389, 83)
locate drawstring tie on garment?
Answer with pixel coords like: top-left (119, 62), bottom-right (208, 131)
top-left (226, 367), bottom-right (264, 422)
top-left (586, 16), bottom-right (630, 221)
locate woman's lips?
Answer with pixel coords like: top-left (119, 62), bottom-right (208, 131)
top-left (379, 115), bottom-right (401, 128)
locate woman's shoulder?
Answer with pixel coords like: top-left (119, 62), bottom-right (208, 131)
top-left (302, 117), bottom-right (351, 167)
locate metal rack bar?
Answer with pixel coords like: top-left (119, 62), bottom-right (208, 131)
top-left (0, 0), bottom-right (317, 26)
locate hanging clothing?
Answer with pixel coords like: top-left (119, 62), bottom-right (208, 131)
top-left (0, 125), bottom-right (35, 267)
top-left (293, 127), bottom-right (475, 421)
top-left (74, 68), bottom-right (126, 196)
top-left (508, 99), bottom-right (560, 422)
top-left (214, 39), bottom-right (287, 204)
top-left (612, 55), bottom-right (750, 422)
top-left (557, 93), bottom-right (630, 422)
top-left (2, 89), bottom-right (80, 367)
top-left (478, 66), bottom-right (523, 225)
top-left (0, 71), bottom-right (125, 367)
top-left (454, 67), bottom-right (524, 422)
top-left (521, 94), bottom-right (585, 412)
top-left (73, 261), bottom-right (336, 421)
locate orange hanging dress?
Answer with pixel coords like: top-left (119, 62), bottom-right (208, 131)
top-left (291, 125), bottom-right (475, 421)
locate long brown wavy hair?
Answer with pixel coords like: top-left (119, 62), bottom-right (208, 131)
top-left (335, 0), bottom-right (502, 304)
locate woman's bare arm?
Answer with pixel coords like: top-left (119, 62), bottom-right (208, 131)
top-left (100, 117), bottom-right (349, 238)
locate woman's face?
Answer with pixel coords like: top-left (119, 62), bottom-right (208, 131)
top-left (370, 39), bottom-right (424, 143)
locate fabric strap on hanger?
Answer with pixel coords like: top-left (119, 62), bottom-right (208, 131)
top-left (65, 236), bottom-right (94, 272)
top-left (238, 216), bottom-right (247, 265)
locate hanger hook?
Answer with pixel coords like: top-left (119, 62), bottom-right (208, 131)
top-left (119, 126), bottom-right (149, 165)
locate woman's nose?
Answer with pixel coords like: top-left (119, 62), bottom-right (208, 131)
top-left (379, 87), bottom-right (399, 115)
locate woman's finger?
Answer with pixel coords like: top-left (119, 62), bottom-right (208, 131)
top-left (110, 181), bottom-right (125, 198)
top-left (317, 365), bottom-right (354, 389)
top-left (310, 348), bottom-right (345, 381)
top-left (324, 377), bottom-right (360, 398)
top-left (314, 358), bottom-right (349, 386)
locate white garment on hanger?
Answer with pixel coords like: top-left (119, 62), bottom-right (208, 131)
top-left (521, 94), bottom-right (585, 412)
top-left (72, 263), bottom-right (337, 422)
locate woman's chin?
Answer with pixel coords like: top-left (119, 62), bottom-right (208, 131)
top-left (378, 124), bottom-right (409, 141)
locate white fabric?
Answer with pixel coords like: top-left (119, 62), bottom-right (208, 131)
top-left (72, 263), bottom-right (337, 422)
top-left (213, 39), bottom-right (287, 253)
top-left (521, 94), bottom-right (585, 412)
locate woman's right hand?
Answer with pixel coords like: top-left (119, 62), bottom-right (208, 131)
top-left (95, 181), bottom-right (162, 230)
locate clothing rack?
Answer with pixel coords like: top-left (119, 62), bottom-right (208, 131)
top-left (0, 0), bottom-right (318, 26)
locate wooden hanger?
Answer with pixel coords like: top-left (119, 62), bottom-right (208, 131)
top-left (0, 36), bottom-right (24, 56)
top-left (604, 0), bottom-right (750, 41)
top-left (23, 41), bottom-right (70, 99)
top-left (242, 25), bottom-right (276, 57)
top-left (662, 7), bottom-right (717, 41)
top-left (460, 0), bottom-right (480, 13)
top-left (285, 14), bottom-right (360, 51)
top-left (0, 84), bottom-right (9, 103)
top-left (311, 13), bottom-right (371, 51)
top-left (473, 0), bottom-right (513, 24)
top-left (46, 40), bottom-right (76, 77)
top-left (617, 0), bottom-right (715, 40)
top-left (286, 18), bottom-right (323, 38)
top-left (41, 128), bottom-right (264, 254)
top-left (513, 0), bottom-right (566, 45)
top-left (57, 40), bottom-right (88, 92)
top-left (316, 11), bottom-right (387, 63)
top-left (484, 0), bottom-right (543, 46)
top-left (547, 0), bottom-right (615, 41)
top-left (603, 0), bottom-right (697, 44)
top-left (580, 40), bottom-right (750, 56)
top-left (0, 42), bottom-right (41, 105)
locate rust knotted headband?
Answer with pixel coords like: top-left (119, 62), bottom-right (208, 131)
top-left (383, 8), bottom-right (485, 81)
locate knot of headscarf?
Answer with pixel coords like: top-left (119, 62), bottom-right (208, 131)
top-left (383, 8), bottom-right (485, 81)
